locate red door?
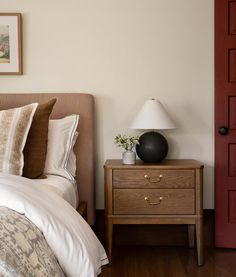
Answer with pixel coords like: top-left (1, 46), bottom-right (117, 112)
top-left (215, 0), bottom-right (236, 247)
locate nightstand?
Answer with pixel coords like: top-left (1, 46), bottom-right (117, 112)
top-left (104, 159), bottom-right (204, 266)
top-left (77, 201), bottom-right (87, 220)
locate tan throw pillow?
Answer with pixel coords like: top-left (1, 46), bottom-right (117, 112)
top-left (23, 98), bottom-right (57, 179)
top-left (0, 103), bottom-right (38, 176)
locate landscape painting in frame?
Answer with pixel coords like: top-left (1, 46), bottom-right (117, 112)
top-left (0, 25), bottom-right (10, 63)
top-left (0, 13), bottom-right (22, 75)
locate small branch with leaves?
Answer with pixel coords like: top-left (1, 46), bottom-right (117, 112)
top-left (114, 134), bottom-right (140, 151)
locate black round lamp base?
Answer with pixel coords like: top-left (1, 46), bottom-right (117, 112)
top-left (136, 131), bottom-right (168, 163)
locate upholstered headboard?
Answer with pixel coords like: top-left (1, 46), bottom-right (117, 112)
top-left (0, 93), bottom-right (96, 225)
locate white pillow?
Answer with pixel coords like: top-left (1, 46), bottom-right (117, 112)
top-left (67, 131), bottom-right (78, 178)
top-left (0, 103), bottom-right (38, 176)
top-left (44, 115), bottom-right (79, 180)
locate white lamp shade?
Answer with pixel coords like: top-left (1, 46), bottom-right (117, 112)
top-left (130, 99), bottom-right (176, 130)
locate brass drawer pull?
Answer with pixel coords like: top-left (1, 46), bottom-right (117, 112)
top-left (144, 196), bottom-right (163, 205)
top-left (144, 174), bottom-right (163, 184)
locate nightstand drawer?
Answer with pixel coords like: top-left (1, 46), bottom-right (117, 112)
top-left (113, 169), bottom-right (195, 188)
top-left (113, 189), bottom-right (195, 215)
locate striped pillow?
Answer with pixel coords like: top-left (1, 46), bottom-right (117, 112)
top-left (0, 103), bottom-right (38, 176)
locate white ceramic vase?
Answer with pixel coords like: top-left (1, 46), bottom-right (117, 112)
top-left (122, 150), bottom-right (136, 165)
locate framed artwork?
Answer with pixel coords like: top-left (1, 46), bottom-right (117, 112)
top-left (0, 13), bottom-right (22, 75)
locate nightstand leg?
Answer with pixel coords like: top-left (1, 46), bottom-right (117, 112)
top-left (188, 224), bottom-right (195, 248)
top-left (105, 218), bottom-right (113, 265)
top-left (196, 217), bottom-right (203, 266)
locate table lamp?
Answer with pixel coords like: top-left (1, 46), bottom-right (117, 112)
top-left (130, 99), bottom-right (176, 163)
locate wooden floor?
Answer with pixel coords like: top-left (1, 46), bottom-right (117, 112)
top-left (94, 211), bottom-right (236, 277)
top-left (100, 245), bottom-right (236, 277)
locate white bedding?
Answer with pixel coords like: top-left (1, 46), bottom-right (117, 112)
top-left (34, 175), bottom-right (78, 209)
top-left (0, 173), bottom-right (108, 277)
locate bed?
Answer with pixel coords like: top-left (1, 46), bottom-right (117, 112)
top-left (0, 93), bottom-right (108, 276)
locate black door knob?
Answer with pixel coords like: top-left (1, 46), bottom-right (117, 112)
top-left (218, 126), bottom-right (228, 135)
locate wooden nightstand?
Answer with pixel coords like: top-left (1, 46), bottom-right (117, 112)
top-left (104, 159), bottom-right (204, 266)
top-left (77, 201), bottom-right (87, 220)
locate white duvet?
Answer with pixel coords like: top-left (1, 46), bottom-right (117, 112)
top-left (0, 173), bottom-right (108, 277)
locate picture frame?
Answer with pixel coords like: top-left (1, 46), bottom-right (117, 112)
top-left (0, 13), bottom-right (22, 75)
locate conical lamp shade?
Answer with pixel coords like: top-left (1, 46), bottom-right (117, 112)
top-left (130, 99), bottom-right (176, 130)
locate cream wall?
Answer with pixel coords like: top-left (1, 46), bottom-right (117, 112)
top-left (0, 0), bottom-right (214, 209)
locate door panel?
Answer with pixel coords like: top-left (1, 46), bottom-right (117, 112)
top-left (229, 2), bottom-right (236, 34)
top-left (229, 49), bottom-right (236, 82)
top-left (215, 0), bottom-right (236, 247)
top-left (229, 97), bottom-right (236, 128)
top-left (229, 191), bottom-right (236, 223)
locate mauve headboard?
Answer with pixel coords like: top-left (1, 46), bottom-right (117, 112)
top-left (0, 93), bottom-right (96, 225)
